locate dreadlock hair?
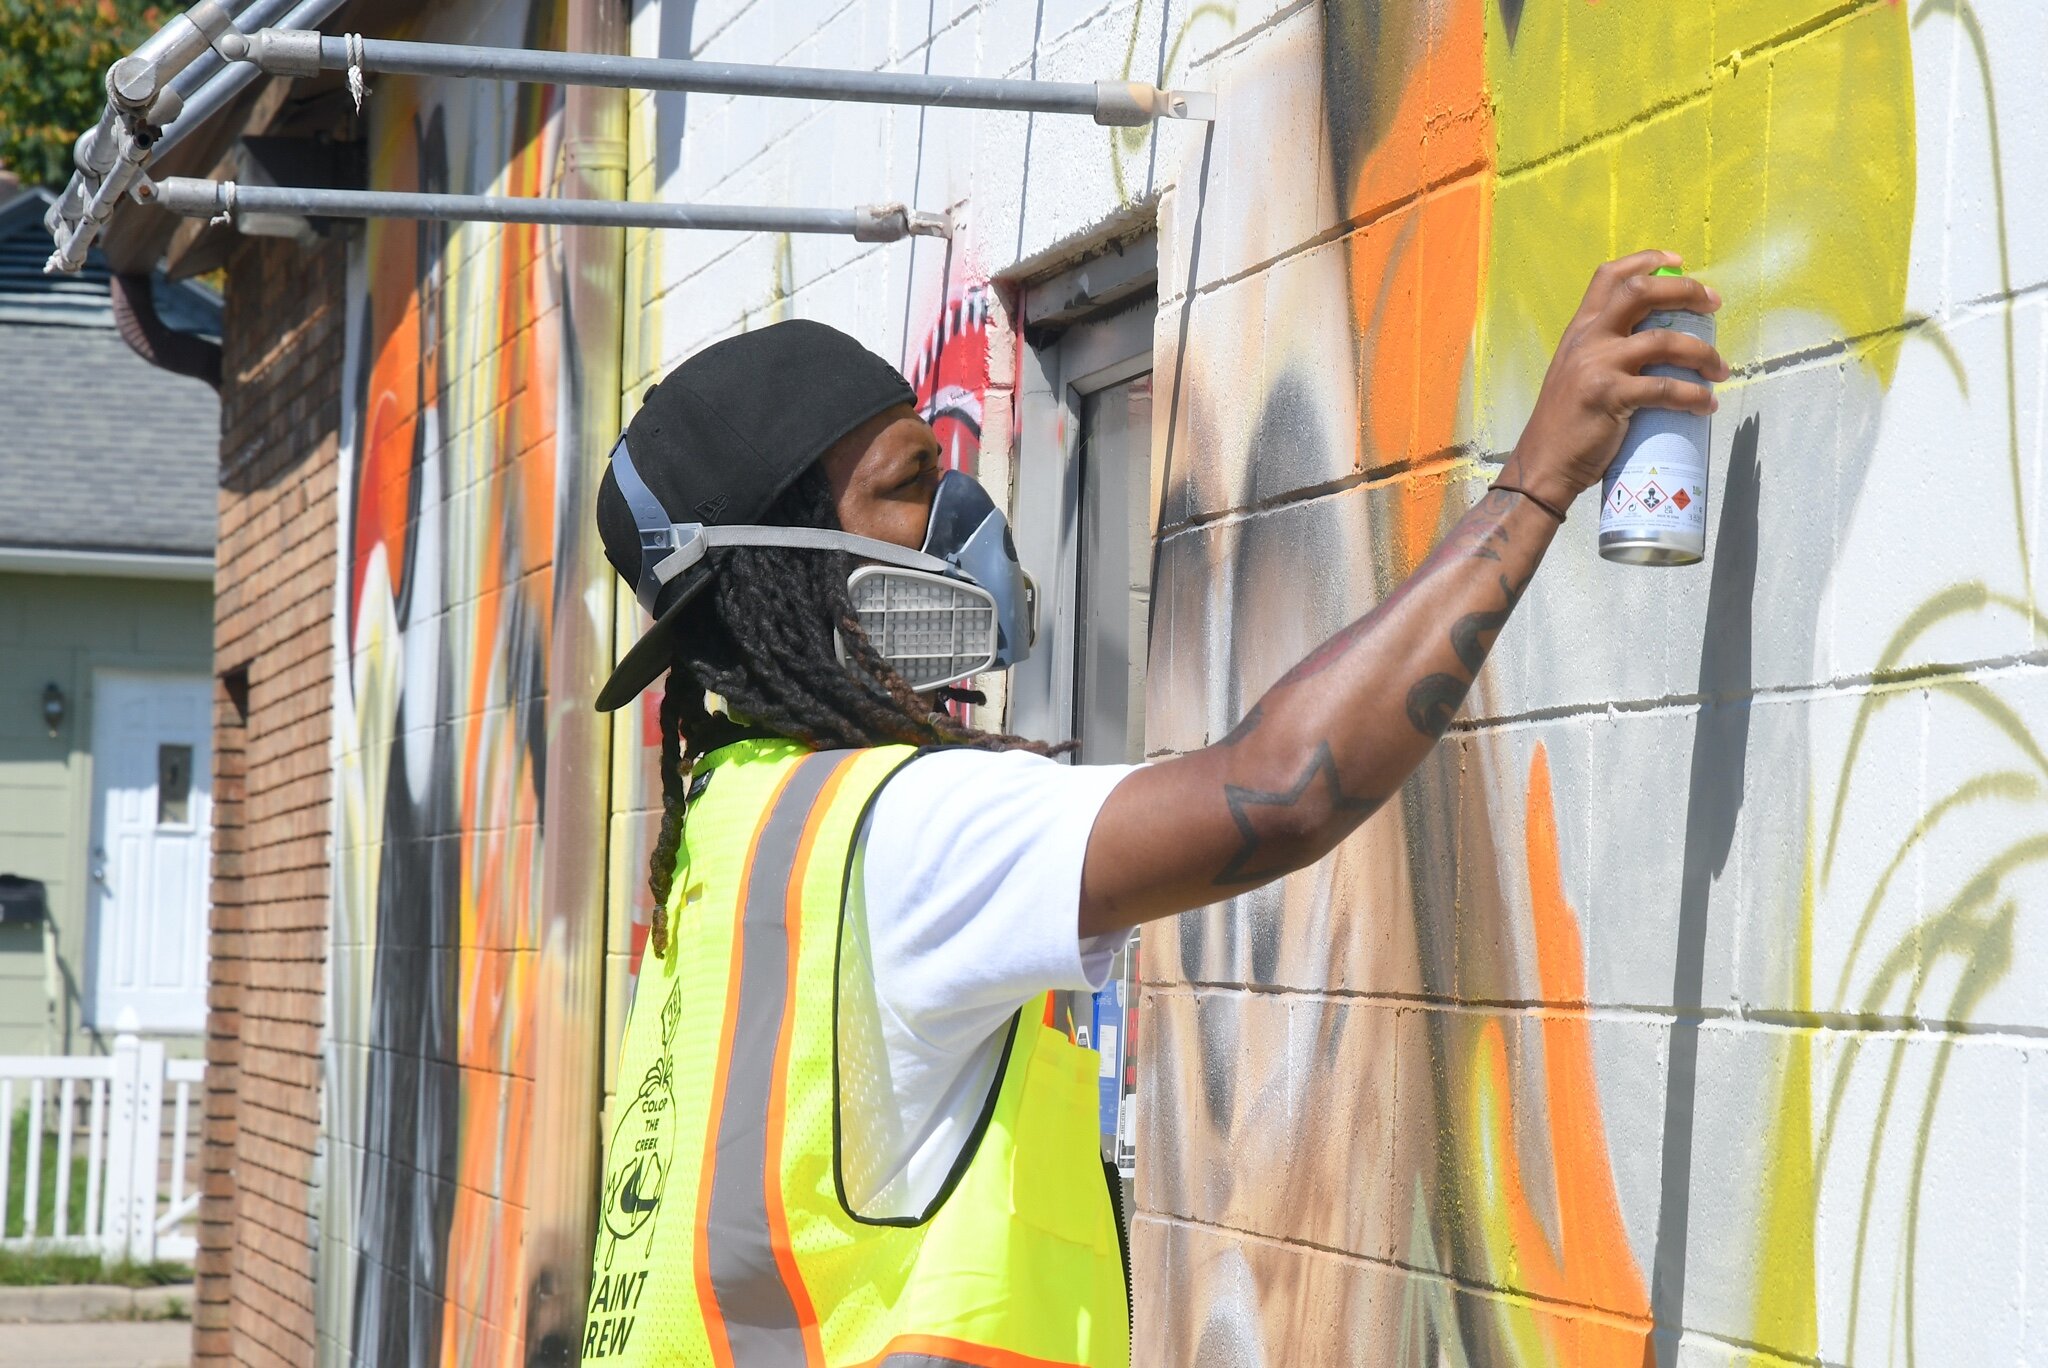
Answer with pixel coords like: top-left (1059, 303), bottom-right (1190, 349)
top-left (644, 464), bottom-right (1067, 955)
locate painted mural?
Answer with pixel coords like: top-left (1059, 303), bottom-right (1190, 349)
top-left (1143, 0), bottom-right (2045, 1364)
top-left (909, 282), bottom-right (993, 475)
top-left (325, 0), bottom-right (609, 1362)
top-left (298, 0), bottom-right (2045, 1360)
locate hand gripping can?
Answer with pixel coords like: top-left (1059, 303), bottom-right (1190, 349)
top-left (1600, 271), bottom-right (1715, 565)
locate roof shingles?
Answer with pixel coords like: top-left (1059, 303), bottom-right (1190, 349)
top-left (0, 191), bottom-right (222, 559)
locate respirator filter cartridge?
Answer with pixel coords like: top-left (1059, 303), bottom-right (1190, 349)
top-left (838, 565), bottom-right (1002, 692)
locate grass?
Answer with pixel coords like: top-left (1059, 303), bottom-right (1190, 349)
top-left (2, 1107), bottom-right (193, 1290)
top-left (0, 1245), bottom-right (190, 1288)
top-left (4, 1104), bottom-right (92, 1241)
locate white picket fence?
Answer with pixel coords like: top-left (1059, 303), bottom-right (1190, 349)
top-left (0, 1034), bottom-right (204, 1263)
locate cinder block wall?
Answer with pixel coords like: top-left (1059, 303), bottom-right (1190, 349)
top-left (197, 233), bottom-right (345, 1367)
top-left (631, 0), bottom-right (2047, 1363)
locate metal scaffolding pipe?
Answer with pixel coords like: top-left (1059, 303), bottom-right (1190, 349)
top-left (152, 0), bottom-right (343, 161)
top-left (49, 0), bottom-right (1218, 273)
top-left (220, 29), bottom-right (1218, 125)
top-left (144, 177), bottom-right (953, 242)
top-left (44, 0), bottom-right (349, 273)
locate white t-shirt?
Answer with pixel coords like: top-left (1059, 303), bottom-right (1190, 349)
top-left (835, 747), bottom-right (1139, 1220)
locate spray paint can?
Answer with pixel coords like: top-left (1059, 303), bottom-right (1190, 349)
top-left (1599, 269), bottom-right (1715, 565)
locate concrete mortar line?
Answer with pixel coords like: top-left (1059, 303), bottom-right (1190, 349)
top-left (1153, 982), bottom-right (2048, 1043)
top-left (892, 1), bottom-right (991, 69)
top-left (1448, 649), bottom-right (2048, 733)
top-left (1147, 1205), bottom-right (1857, 1368)
top-left (1172, 262), bottom-right (2027, 456)
top-left (683, 4), bottom-right (1000, 210)
top-left (1740, 317), bottom-right (1940, 379)
top-left (1154, 446), bottom-right (1489, 539)
top-left (1180, 159), bottom-right (1493, 305)
top-left (1177, 0), bottom-right (1319, 72)
top-left (1489, 0), bottom-right (1882, 189)
top-left (662, 237), bottom-right (885, 354)
top-left (1137, 1212), bottom-right (1662, 1331)
top-left (728, 0), bottom-right (862, 68)
top-left (1718, 0), bottom-right (1885, 71)
top-left (684, 0), bottom-right (763, 59)
top-left (1953, 272), bottom-right (2048, 316)
top-left (1007, 0), bottom-right (1134, 60)
top-left (1494, 85), bottom-right (1712, 186)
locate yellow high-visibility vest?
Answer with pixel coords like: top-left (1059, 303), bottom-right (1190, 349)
top-left (584, 739), bottom-right (1130, 1366)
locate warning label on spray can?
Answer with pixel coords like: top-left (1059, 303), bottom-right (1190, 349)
top-left (1599, 299), bottom-right (1715, 566)
top-left (1600, 428), bottom-right (1707, 537)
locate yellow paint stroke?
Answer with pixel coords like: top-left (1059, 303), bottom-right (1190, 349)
top-left (1478, 0), bottom-right (1916, 422)
top-left (1108, 0), bottom-right (1235, 204)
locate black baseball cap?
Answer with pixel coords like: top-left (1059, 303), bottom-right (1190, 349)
top-left (594, 319), bottom-right (917, 712)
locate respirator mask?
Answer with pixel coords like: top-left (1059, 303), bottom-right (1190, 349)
top-left (610, 439), bottom-right (1036, 693)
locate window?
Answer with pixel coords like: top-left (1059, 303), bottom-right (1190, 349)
top-left (1008, 272), bottom-right (1157, 763)
top-left (157, 744), bottom-right (194, 825)
top-left (1073, 375), bottom-right (1154, 765)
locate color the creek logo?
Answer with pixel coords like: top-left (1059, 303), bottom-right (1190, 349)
top-left (585, 980), bottom-right (682, 1359)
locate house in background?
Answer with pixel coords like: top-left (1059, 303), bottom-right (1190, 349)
top-left (0, 185), bottom-right (223, 1057)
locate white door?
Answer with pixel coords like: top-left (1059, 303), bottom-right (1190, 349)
top-left (89, 672), bottom-right (213, 1033)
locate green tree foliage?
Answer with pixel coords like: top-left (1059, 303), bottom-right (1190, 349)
top-left (0, 0), bottom-right (164, 189)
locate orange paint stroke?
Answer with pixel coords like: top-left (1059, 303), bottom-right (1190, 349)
top-left (436, 72), bottom-right (563, 1368)
top-left (1469, 746), bottom-right (1652, 1360)
top-left (1343, 0), bottom-right (1493, 574)
top-left (354, 124), bottom-right (424, 635)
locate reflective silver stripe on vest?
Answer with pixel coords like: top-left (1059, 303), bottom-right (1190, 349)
top-left (705, 750), bottom-right (849, 1363)
top-left (877, 1356), bottom-right (1080, 1367)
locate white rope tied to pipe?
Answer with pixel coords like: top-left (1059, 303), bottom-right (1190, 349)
top-left (208, 180), bottom-right (237, 228)
top-left (346, 33), bottom-right (368, 113)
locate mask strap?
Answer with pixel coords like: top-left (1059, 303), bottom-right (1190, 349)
top-left (610, 437), bottom-right (687, 614)
top-left (610, 436), bottom-right (960, 613)
top-left (648, 526), bottom-right (954, 599)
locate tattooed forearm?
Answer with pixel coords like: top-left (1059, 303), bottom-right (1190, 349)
top-left (1201, 493), bottom-right (1546, 891)
top-left (1404, 673), bottom-right (1469, 738)
top-left (1219, 701), bottom-right (1265, 745)
top-left (1406, 571), bottom-right (1532, 736)
top-left (1437, 490), bottom-right (1519, 561)
top-left (1213, 741), bottom-right (1381, 886)
top-left (1449, 572), bottom-right (1528, 673)
top-left (1278, 493), bottom-right (1519, 688)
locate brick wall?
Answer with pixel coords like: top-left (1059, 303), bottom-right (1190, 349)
top-left (196, 233), bottom-right (346, 1368)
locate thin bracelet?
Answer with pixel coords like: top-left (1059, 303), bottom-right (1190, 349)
top-left (1491, 482), bottom-right (1567, 524)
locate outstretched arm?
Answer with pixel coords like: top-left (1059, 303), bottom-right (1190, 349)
top-left (1078, 251), bottom-right (1725, 936)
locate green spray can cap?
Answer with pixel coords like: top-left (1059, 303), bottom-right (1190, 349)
top-left (1654, 266), bottom-right (1685, 276)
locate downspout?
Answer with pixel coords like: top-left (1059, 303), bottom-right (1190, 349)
top-left (110, 272), bottom-right (222, 390)
top-left (524, 0), bottom-right (627, 1355)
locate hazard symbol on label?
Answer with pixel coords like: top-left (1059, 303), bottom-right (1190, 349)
top-left (1610, 483), bottom-right (1634, 512)
top-left (1639, 481), bottom-right (1668, 513)
top-left (1671, 488), bottom-right (1691, 512)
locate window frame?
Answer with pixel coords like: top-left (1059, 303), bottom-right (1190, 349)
top-left (1007, 297), bottom-right (1156, 752)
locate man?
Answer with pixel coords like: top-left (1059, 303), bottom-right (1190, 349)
top-left (583, 252), bottom-right (1724, 1365)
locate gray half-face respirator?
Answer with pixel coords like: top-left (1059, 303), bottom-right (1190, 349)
top-left (611, 439), bottom-right (1037, 692)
